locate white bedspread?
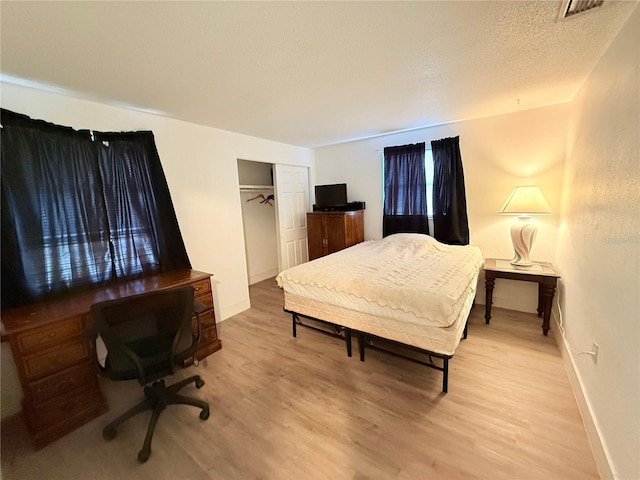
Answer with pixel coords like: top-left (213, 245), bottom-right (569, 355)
top-left (276, 233), bottom-right (484, 328)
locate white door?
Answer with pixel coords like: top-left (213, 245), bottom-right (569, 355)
top-left (273, 165), bottom-right (309, 272)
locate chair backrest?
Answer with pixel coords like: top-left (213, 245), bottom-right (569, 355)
top-left (90, 286), bottom-right (196, 385)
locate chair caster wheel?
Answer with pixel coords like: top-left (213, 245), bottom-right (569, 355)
top-left (195, 378), bottom-right (205, 389)
top-left (200, 407), bottom-right (210, 420)
top-left (137, 449), bottom-right (150, 463)
top-left (103, 427), bottom-right (117, 441)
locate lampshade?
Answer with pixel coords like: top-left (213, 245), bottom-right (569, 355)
top-left (499, 186), bottom-right (552, 216)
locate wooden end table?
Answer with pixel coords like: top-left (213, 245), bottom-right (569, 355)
top-left (483, 258), bottom-right (560, 336)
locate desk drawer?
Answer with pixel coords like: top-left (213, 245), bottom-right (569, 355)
top-left (191, 279), bottom-right (211, 296)
top-left (15, 317), bottom-right (84, 355)
top-left (192, 310), bottom-right (216, 334)
top-left (25, 361), bottom-right (97, 405)
top-left (195, 290), bottom-right (214, 311)
top-left (194, 326), bottom-right (222, 361)
top-left (24, 384), bottom-right (102, 433)
top-left (200, 324), bottom-right (218, 345)
top-left (22, 340), bottom-right (89, 380)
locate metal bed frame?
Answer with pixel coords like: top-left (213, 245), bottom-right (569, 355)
top-left (286, 309), bottom-right (469, 393)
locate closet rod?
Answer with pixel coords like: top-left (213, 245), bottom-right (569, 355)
top-left (239, 185), bottom-right (274, 192)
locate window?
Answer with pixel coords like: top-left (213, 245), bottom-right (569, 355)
top-left (1, 109), bottom-right (191, 308)
top-left (425, 148), bottom-right (434, 218)
top-left (382, 142), bottom-right (428, 237)
top-left (382, 147), bottom-right (434, 217)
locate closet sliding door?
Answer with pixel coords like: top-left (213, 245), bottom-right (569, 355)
top-left (273, 164), bottom-right (310, 272)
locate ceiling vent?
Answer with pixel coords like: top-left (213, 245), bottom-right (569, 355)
top-left (563, 0), bottom-right (604, 18)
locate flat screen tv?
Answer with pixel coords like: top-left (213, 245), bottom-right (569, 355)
top-left (315, 183), bottom-right (347, 210)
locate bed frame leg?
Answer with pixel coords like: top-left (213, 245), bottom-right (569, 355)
top-left (463, 320), bottom-right (468, 340)
top-left (358, 333), bottom-right (365, 362)
top-left (292, 313), bottom-right (297, 338)
top-left (345, 329), bottom-right (352, 357)
top-left (442, 357), bottom-right (449, 393)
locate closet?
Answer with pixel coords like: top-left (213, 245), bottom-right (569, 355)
top-left (238, 160), bottom-right (278, 285)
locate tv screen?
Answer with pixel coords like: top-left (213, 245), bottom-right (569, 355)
top-left (315, 183), bottom-right (347, 209)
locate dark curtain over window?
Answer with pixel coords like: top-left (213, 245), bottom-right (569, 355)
top-left (1, 109), bottom-right (190, 308)
top-left (95, 131), bottom-right (190, 277)
top-left (431, 136), bottom-right (469, 245)
top-left (383, 142), bottom-right (429, 237)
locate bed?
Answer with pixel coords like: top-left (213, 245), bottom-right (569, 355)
top-left (276, 233), bottom-right (484, 392)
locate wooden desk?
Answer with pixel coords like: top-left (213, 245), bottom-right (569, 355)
top-left (1, 269), bottom-right (221, 448)
top-left (483, 259), bottom-right (560, 336)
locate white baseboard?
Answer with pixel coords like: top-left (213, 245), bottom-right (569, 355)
top-left (550, 311), bottom-right (614, 479)
top-left (219, 299), bottom-right (251, 322)
top-left (248, 268), bottom-right (279, 286)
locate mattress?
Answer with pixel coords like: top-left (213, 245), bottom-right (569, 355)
top-left (283, 284), bottom-right (475, 356)
top-left (277, 233), bottom-right (484, 329)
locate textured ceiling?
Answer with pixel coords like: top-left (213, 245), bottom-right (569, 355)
top-left (0, 1), bottom-right (636, 148)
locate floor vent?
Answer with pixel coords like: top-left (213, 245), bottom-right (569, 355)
top-left (563, 0), bottom-right (604, 18)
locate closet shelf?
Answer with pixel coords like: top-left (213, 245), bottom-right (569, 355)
top-left (240, 184), bottom-right (274, 192)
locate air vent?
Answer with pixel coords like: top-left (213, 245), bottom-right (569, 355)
top-left (563, 0), bottom-right (604, 17)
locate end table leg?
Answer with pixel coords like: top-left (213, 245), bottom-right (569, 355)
top-left (542, 284), bottom-right (556, 336)
top-left (485, 277), bottom-right (495, 324)
top-left (537, 283), bottom-right (544, 317)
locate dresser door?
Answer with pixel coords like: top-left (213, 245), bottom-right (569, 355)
top-left (325, 214), bottom-right (347, 255)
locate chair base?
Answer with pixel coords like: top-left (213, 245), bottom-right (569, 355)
top-left (102, 375), bottom-right (209, 463)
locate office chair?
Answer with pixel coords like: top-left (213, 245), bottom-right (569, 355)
top-left (89, 286), bottom-right (209, 463)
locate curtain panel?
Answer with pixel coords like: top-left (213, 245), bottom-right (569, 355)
top-left (95, 131), bottom-right (190, 276)
top-left (1, 109), bottom-right (190, 309)
top-left (383, 142), bottom-right (429, 237)
top-left (431, 136), bottom-right (470, 245)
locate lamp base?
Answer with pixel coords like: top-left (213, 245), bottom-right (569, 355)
top-left (510, 217), bottom-right (537, 267)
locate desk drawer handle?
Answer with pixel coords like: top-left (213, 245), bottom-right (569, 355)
top-left (51, 351), bottom-right (63, 366)
top-left (40, 332), bottom-right (57, 344)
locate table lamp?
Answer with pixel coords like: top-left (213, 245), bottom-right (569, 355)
top-left (499, 186), bottom-right (551, 267)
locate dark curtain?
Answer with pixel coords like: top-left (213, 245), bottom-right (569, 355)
top-left (1, 109), bottom-right (190, 308)
top-left (431, 136), bottom-right (469, 245)
top-left (383, 143), bottom-right (429, 237)
top-left (1, 110), bottom-right (111, 305)
top-left (95, 131), bottom-right (190, 277)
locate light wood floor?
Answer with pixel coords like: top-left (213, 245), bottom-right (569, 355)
top-left (1, 278), bottom-right (599, 480)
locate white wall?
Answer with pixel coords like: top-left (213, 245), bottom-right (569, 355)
top-left (315, 104), bottom-right (568, 312)
top-left (556, 7), bottom-right (639, 479)
top-left (0, 82), bottom-right (314, 418)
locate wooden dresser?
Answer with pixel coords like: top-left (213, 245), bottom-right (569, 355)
top-left (1, 269), bottom-right (221, 448)
top-left (307, 210), bottom-right (365, 261)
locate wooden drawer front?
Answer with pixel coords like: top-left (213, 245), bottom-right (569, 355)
top-left (200, 324), bottom-right (218, 344)
top-left (191, 278), bottom-right (211, 296)
top-left (194, 327), bottom-right (222, 361)
top-left (23, 341), bottom-right (89, 380)
top-left (26, 362), bottom-right (97, 405)
top-left (193, 309), bottom-right (216, 330)
top-left (25, 384), bottom-right (102, 432)
top-left (16, 317), bottom-right (84, 355)
top-left (195, 291), bottom-right (214, 311)
top-left (192, 311), bottom-right (217, 337)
